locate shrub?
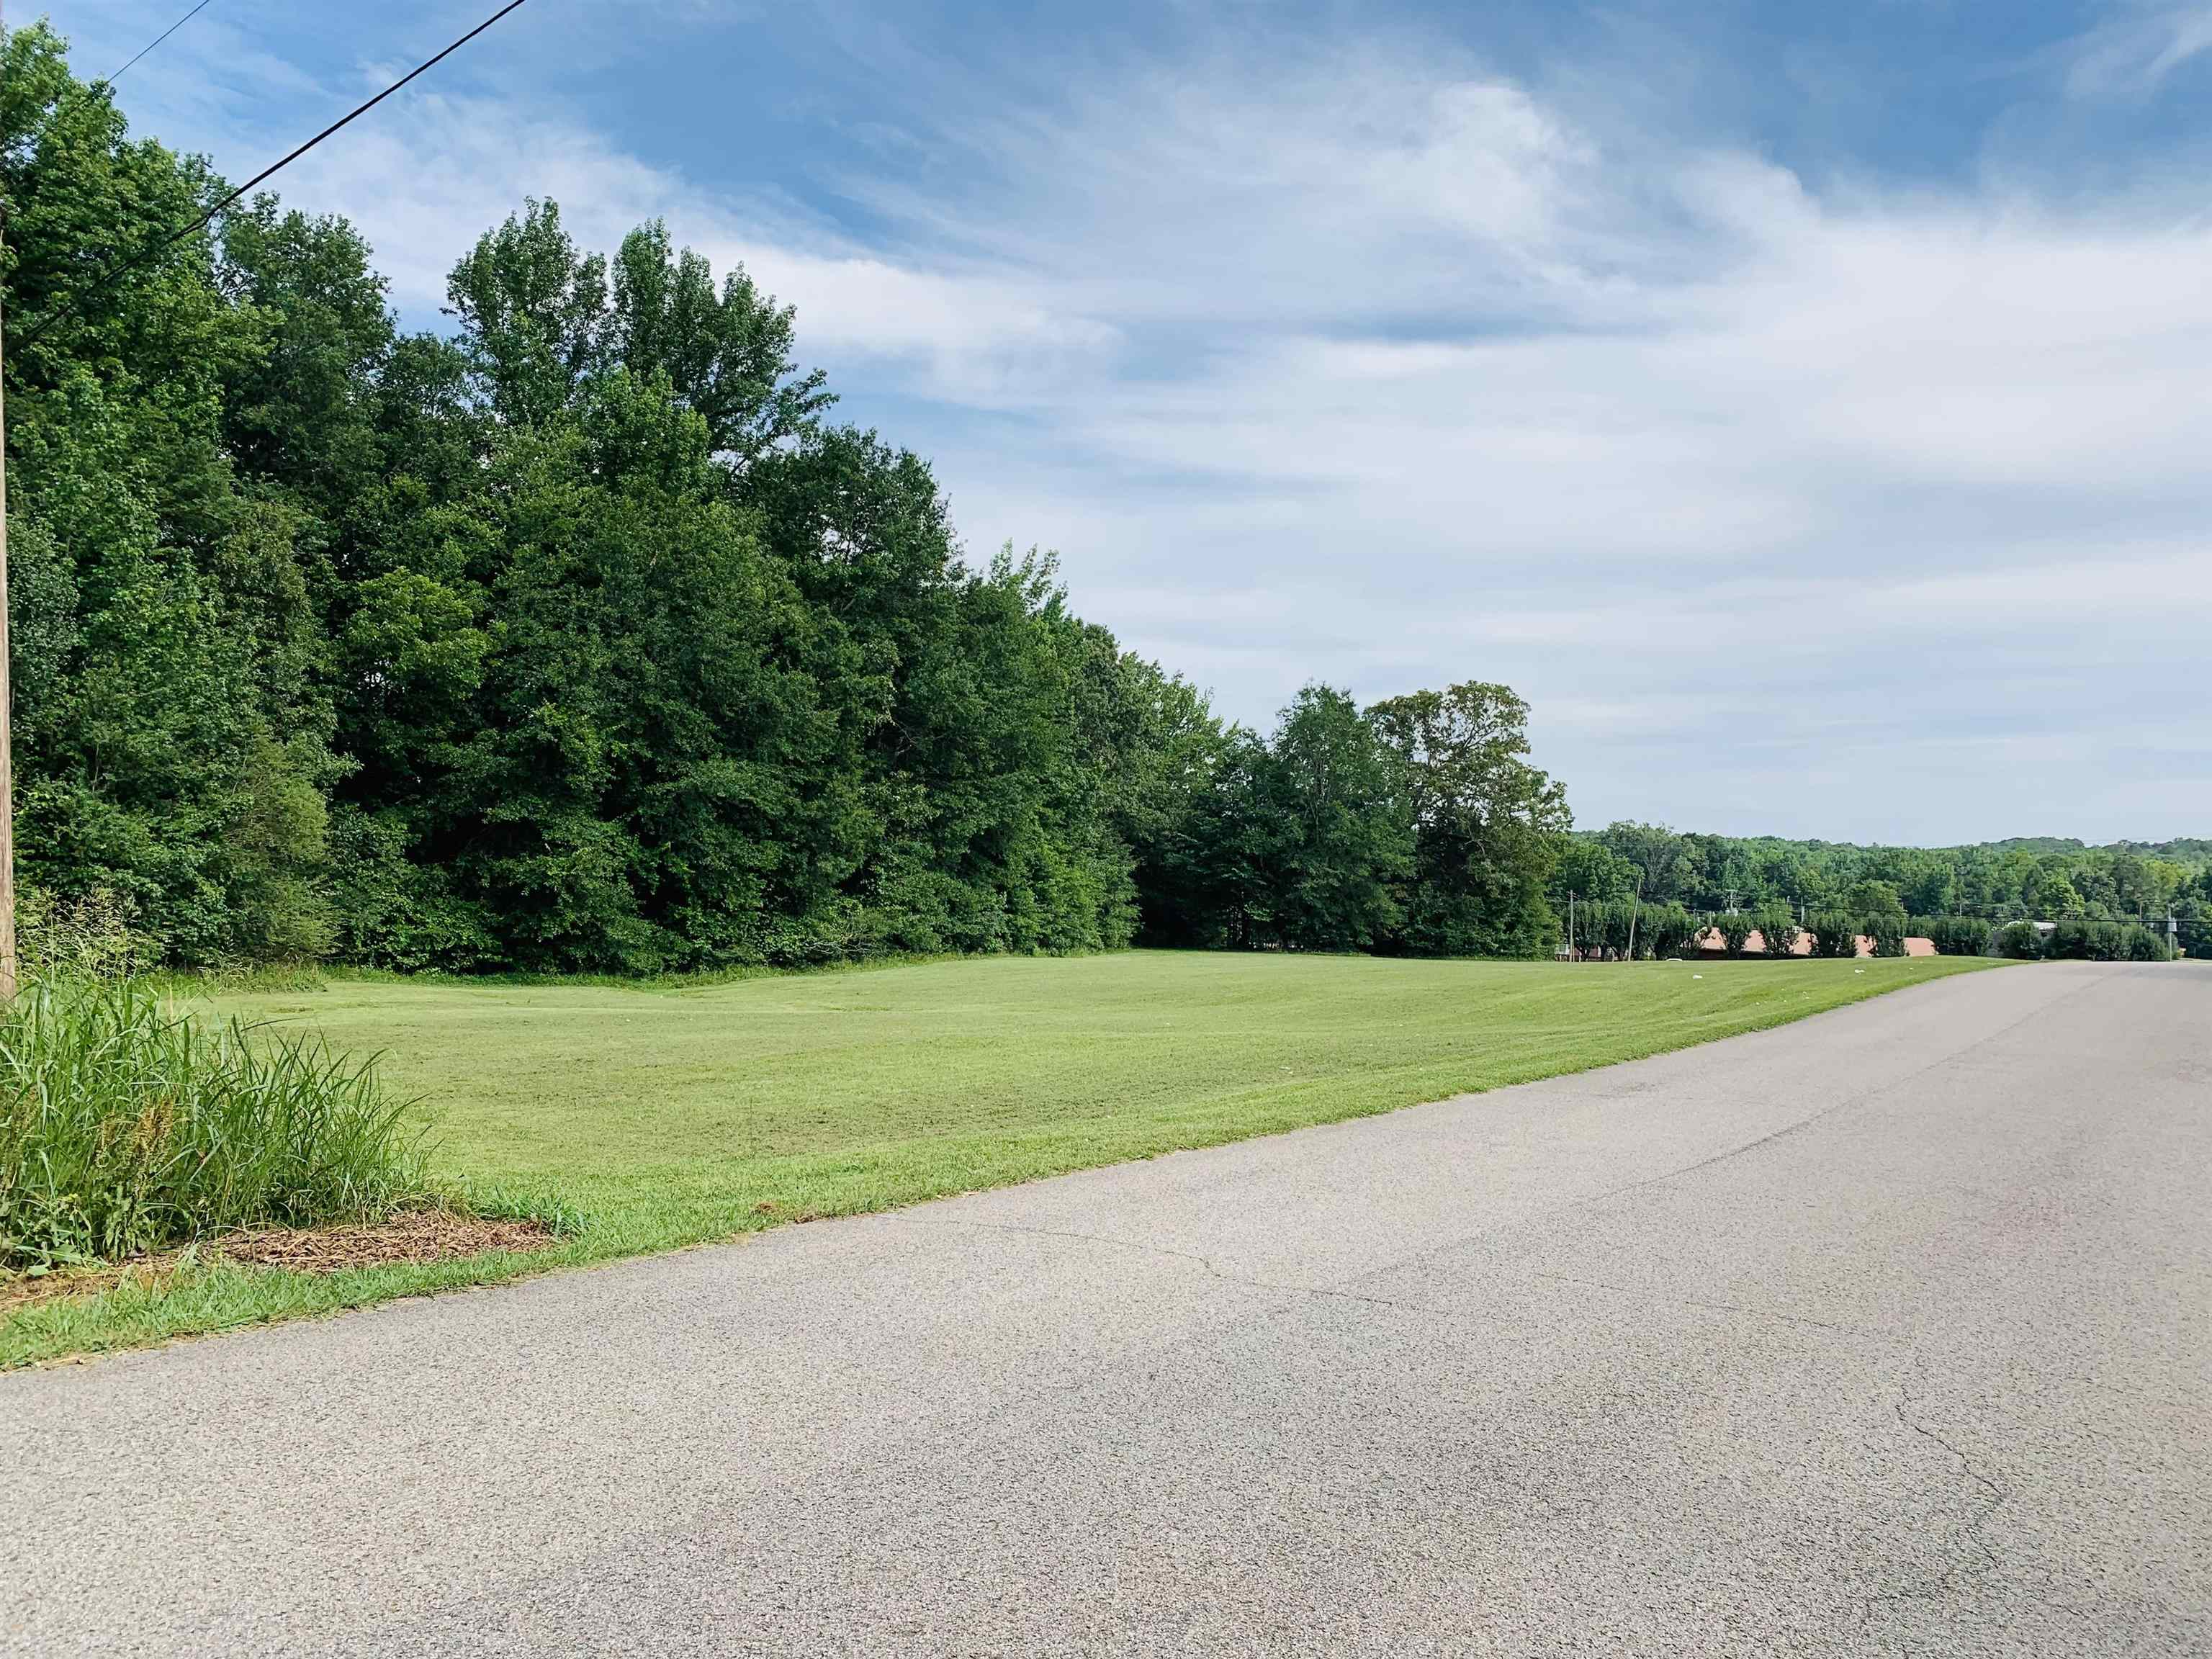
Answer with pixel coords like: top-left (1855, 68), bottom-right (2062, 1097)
top-left (2120, 925), bottom-right (2170, 962)
top-left (0, 982), bottom-right (428, 1270)
top-left (1753, 907), bottom-right (1798, 957)
top-left (1806, 912), bottom-right (1863, 958)
top-left (1636, 903), bottom-right (1700, 961)
top-left (1570, 899), bottom-right (1631, 960)
top-left (2044, 918), bottom-right (2118, 960)
top-left (2044, 919), bottom-right (2087, 959)
top-left (1912, 915), bottom-right (1992, 957)
top-left (2041, 919), bottom-right (2169, 963)
top-left (1865, 914), bottom-right (1907, 958)
top-left (1712, 912), bottom-right (1755, 958)
top-left (1995, 921), bottom-right (2044, 959)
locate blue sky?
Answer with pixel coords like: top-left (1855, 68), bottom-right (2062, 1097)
top-left (36, 0), bottom-right (2212, 844)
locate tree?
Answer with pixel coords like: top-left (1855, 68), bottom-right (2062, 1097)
top-left (1842, 878), bottom-right (1906, 926)
top-left (424, 374), bottom-right (837, 971)
top-left (1250, 686), bottom-right (1411, 952)
top-left (444, 199), bottom-right (608, 428)
top-left (606, 221), bottom-right (832, 468)
top-left (1897, 856), bottom-right (1958, 918)
top-left (1633, 902), bottom-right (1699, 961)
top-left (218, 199), bottom-right (396, 524)
top-left (1134, 727), bottom-right (1274, 949)
top-left (1598, 822), bottom-right (1691, 905)
top-left (1575, 899), bottom-right (1635, 961)
top-left (2027, 867), bottom-right (2085, 920)
top-left (1368, 681), bottom-right (1569, 958)
top-left (2, 26), bottom-right (334, 963)
top-left (1551, 837), bottom-right (1635, 914)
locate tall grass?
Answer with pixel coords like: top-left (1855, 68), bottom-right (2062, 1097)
top-left (0, 981), bottom-right (428, 1270)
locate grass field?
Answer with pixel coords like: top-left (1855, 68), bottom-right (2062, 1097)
top-left (1, 950), bottom-right (2000, 1364)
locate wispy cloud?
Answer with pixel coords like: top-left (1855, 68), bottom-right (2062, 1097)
top-left (2064, 2), bottom-right (2212, 97)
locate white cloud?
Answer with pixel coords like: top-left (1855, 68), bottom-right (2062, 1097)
top-left (847, 52), bottom-right (2212, 838)
top-left (258, 91), bottom-right (1118, 404)
top-left (841, 42), bottom-right (1649, 332)
top-left (2065, 3), bottom-right (2212, 97)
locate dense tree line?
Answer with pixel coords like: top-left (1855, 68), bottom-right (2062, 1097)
top-left (1553, 824), bottom-right (2212, 935)
top-left (0, 27), bottom-right (1573, 973)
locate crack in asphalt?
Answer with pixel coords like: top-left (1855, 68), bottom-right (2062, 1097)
top-left (1530, 1271), bottom-right (1905, 1346)
top-left (1860, 1374), bottom-right (2010, 1651)
top-left (904, 1217), bottom-right (1439, 1317)
top-left (916, 1219), bottom-right (1925, 1355)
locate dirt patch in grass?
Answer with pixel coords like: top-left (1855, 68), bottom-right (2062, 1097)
top-left (211, 1208), bottom-right (556, 1272)
top-left (1, 1208), bottom-right (557, 1316)
top-left (0, 1262), bottom-right (177, 1318)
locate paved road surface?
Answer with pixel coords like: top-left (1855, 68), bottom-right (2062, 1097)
top-left (5, 960), bottom-right (2208, 1656)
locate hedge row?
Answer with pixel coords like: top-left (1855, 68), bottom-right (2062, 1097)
top-left (1571, 908), bottom-right (2173, 963)
top-left (1996, 919), bottom-right (2170, 962)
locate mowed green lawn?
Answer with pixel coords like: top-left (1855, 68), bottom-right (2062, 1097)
top-left (4, 950), bottom-right (1998, 1364)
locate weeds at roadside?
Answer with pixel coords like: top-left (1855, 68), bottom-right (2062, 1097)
top-left (0, 980), bottom-right (431, 1273)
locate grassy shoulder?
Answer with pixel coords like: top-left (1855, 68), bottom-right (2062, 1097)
top-left (3, 950), bottom-right (2003, 1365)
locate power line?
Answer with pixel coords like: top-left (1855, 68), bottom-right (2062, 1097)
top-left (17, 0), bottom-right (534, 349)
top-left (107, 0), bottom-right (218, 85)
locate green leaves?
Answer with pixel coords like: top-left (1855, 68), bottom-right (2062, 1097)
top-left (0, 981), bottom-right (427, 1271)
top-left (1130, 678), bottom-right (1574, 959)
top-left (1370, 680), bottom-right (1570, 959)
top-left (608, 220), bottom-right (832, 465)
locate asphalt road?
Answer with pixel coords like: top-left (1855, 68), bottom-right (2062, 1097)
top-left (5, 960), bottom-right (2208, 1657)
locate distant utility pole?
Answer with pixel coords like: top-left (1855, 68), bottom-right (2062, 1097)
top-left (1624, 874), bottom-right (1645, 963)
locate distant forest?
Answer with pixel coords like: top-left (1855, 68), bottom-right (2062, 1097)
top-left (1557, 830), bottom-right (2211, 927)
top-left (3, 25), bottom-right (2206, 974)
